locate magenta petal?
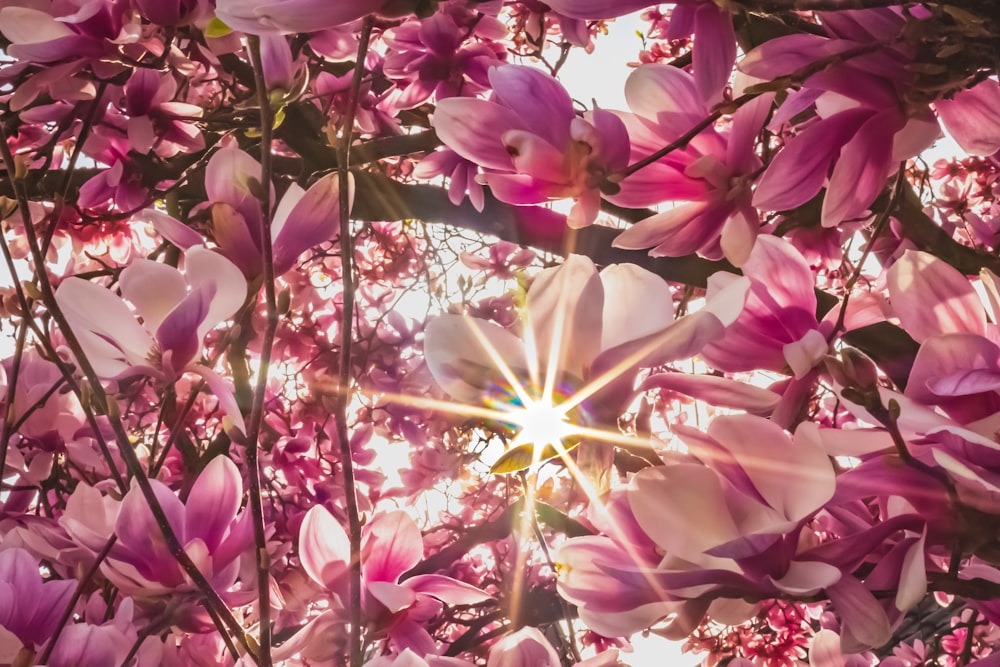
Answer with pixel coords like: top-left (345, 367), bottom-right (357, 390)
top-left (144, 209), bottom-right (204, 250)
top-left (405, 574), bottom-right (491, 605)
top-left (541, 0), bottom-right (654, 19)
top-left (935, 79), bottom-right (1000, 156)
top-left (822, 109), bottom-right (902, 227)
top-left (184, 456), bottom-right (243, 552)
top-left (362, 510), bottom-right (423, 584)
top-left (826, 576), bottom-right (892, 648)
top-left (434, 98), bottom-right (522, 171)
top-left (156, 285), bottom-right (213, 375)
top-left (906, 334), bottom-right (1000, 404)
top-left (693, 4), bottom-right (736, 101)
top-left (272, 171), bottom-right (348, 275)
top-left (489, 65), bottom-right (574, 148)
top-left (753, 109), bottom-right (870, 211)
top-left (299, 506), bottom-right (350, 590)
top-left (115, 479), bottom-right (187, 583)
top-left (187, 365), bottom-right (246, 435)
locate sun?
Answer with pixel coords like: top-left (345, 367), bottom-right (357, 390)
top-left (507, 398), bottom-right (576, 449)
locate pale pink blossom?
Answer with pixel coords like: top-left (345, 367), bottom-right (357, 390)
top-left (433, 65), bottom-right (630, 228)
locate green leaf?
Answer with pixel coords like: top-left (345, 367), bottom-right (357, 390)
top-left (489, 440), bottom-right (581, 474)
top-left (205, 17), bottom-right (233, 38)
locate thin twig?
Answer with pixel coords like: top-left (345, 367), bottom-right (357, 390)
top-left (245, 34), bottom-right (278, 667)
top-left (335, 16), bottom-right (375, 667)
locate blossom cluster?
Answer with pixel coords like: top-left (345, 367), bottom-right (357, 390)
top-left (3, 1), bottom-right (1000, 667)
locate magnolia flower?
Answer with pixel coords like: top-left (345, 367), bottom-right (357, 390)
top-left (299, 507), bottom-right (490, 655)
top-left (0, 1), bottom-right (128, 64)
top-left (0, 548), bottom-right (75, 662)
top-left (150, 145), bottom-right (351, 279)
top-left (121, 69), bottom-right (204, 158)
top-left (433, 65), bottom-right (630, 228)
top-left (95, 456), bottom-right (254, 630)
top-left (423, 254), bottom-right (748, 471)
top-left (700, 235), bottom-right (829, 379)
top-left (610, 66), bottom-right (771, 264)
top-left (55, 246), bottom-right (247, 430)
top-left (743, 9), bottom-right (1000, 227)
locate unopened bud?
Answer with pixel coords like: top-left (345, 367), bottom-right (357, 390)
top-left (841, 348), bottom-right (879, 390)
top-left (277, 287), bottom-right (291, 315)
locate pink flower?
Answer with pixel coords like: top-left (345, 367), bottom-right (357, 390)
top-left (0, 548), bottom-right (75, 659)
top-left (0, 0), bottom-right (129, 64)
top-left (433, 65), bottom-right (630, 228)
top-left (610, 65), bottom-right (770, 264)
top-left (298, 507), bottom-right (490, 654)
top-left (120, 69), bottom-right (205, 158)
top-left (150, 144), bottom-right (351, 278)
top-left (55, 246), bottom-right (247, 429)
top-left (100, 456), bottom-right (254, 630)
top-left (383, 8), bottom-right (505, 111)
top-left (424, 254), bottom-right (749, 439)
top-left (701, 235), bottom-right (828, 379)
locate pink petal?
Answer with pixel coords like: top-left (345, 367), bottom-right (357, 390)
top-left (809, 629), bottom-right (847, 667)
top-left (368, 581), bottom-right (417, 614)
top-left (156, 285), bottom-right (213, 375)
top-left (214, 0), bottom-right (383, 34)
top-left (935, 79), bottom-right (1000, 156)
top-left (822, 109), bottom-right (902, 227)
top-left (753, 109), bottom-right (870, 211)
top-left (540, 0), bottom-right (654, 19)
top-left (501, 130), bottom-right (566, 179)
top-left (886, 250), bottom-right (986, 342)
top-left (423, 314), bottom-right (528, 403)
top-left (119, 259), bottom-right (187, 333)
top-left (625, 65), bottom-right (707, 138)
top-left (526, 254), bottom-right (603, 380)
top-left (116, 479), bottom-right (187, 578)
top-left (143, 209), bottom-right (204, 250)
top-left (641, 373), bottom-right (780, 415)
top-left (489, 65), bottom-right (574, 148)
top-left (770, 560), bottom-right (841, 597)
top-left (612, 200), bottom-right (720, 256)
top-left (211, 203), bottom-right (262, 276)
top-left (188, 365), bottom-right (247, 435)
top-left (185, 455), bottom-right (243, 552)
top-left (405, 574), bottom-right (492, 605)
top-left (272, 171), bottom-right (350, 275)
top-left (434, 98), bottom-right (522, 171)
top-left (362, 510), bottom-right (423, 584)
top-left (299, 505), bottom-right (350, 590)
top-left (895, 530), bottom-right (927, 611)
top-left (693, 4), bottom-right (736, 101)
top-left (183, 246), bottom-right (248, 339)
top-left (55, 278), bottom-right (153, 377)
top-left (826, 576), bottom-right (892, 648)
top-left (709, 415), bottom-right (835, 522)
top-left (629, 464), bottom-right (739, 565)
top-left (598, 263), bottom-right (674, 353)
